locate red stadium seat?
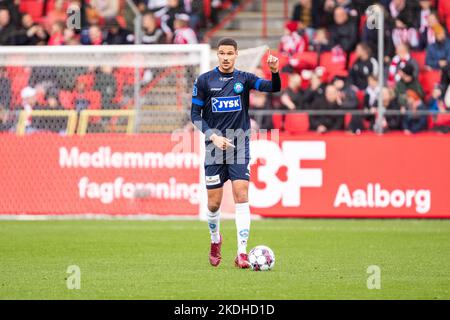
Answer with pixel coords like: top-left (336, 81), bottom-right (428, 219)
top-left (284, 113), bottom-right (309, 134)
top-left (359, 15), bottom-right (367, 36)
top-left (45, 0), bottom-right (56, 12)
top-left (19, 0), bottom-right (45, 20)
top-left (344, 113), bottom-right (352, 129)
top-left (290, 51), bottom-right (318, 70)
top-left (319, 51), bottom-right (347, 82)
top-left (433, 113), bottom-right (450, 127)
top-left (7, 67), bottom-right (31, 108)
top-left (272, 114), bottom-right (283, 130)
top-left (411, 51), bottom-right (426, 71)
top-left (356, 90), bottom-right (365, 109)
top-left (87, 91), bottom-right (101, 110)
top-left (59, 90), bottom-right (74, 109)
top-left (76, 73), bottom-right (95, 91)
top-left (439, 0), bottom-right (450, 24)
top-left (419, 70), bottom-right (441, 97)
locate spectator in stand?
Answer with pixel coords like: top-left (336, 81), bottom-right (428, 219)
top-left (31, 89), bottom-right (67, 134)
top-left (389, 0), bottom-right (420, 29)
top-left (349, 74), bottom-right (380, 132)
top-left (395, 62), bottom-right (424, 111)
top-left (301, 70), bottom-right (326, 109)
top-left (104, 18), bottom-right (134, 44)
top-left (141, 11), bottom-right (166, 44)
top-left (48, 21), bottom-right (65, 45)
top-left (349, 43), bottom-right (379, 90)
top-left (424, 11), bottom-right (443, 45)
top-left (20, 86), bottom-right (37, 130)
top-left (94, 66), bottom-right (117, 109)
top-left (357, 86), bottom-right (404, 133)
top-left (185, 0), bottom-right (204, 31)
top-left (364, 74), bottom-right (380, 112)
top-left (379, 87), bottom-right (403, 132)
top-left (417, 0), bottom-right (433, 49)
top-left (291, 0), bottom-right (318, 37)
top-left (64, 27), bottom-right (81, 45)
top-left (172, 13), bottom-right (197, 44)
top-left (330, 6), bottom-right (358, 53)
top-left (87, 24), bottom-right (104, 45)
top-left (279, 21), bottom-right (308, 57)
top-left (0, 0), bottom-right (20, 27)
top-left (80, 6), bottom-right (102, 44)
top-left (73, 81), bottom-right (91, 112)
top-left (403, 89), bottom-right (428, 134)
top-left (280, 73), bottom-right (304, 111)
top-left (311, 28), bottom-right (332, 53)
top-left (362, 4), bottom-right (396, 63)
top-left (335, 0), bottom-right (359, 23)
top-left (90, 0), bottom-right (120, 20)
top-left (319, 0), bottom-right (337, 28)
top-left (160, 0), bottom-right (186, 42)
top-left (210, 0), bottom-right (233, 26)
top-left (428, 83), bottom-right (445, 112)
top-left (332, 74), bottom-right (359, 112)
top-left (309, 84), bottom-right (344, 134)
top-left (16, 13), bottom-right (49, 45)
top-left (332, 76), bottom-right (358, 130)
top-left (44, 0), bottom-right (67, 34)
top-left (425, 23), bottom-right (450, 70)
top-left (142, 0), bottom-right (169, 18)
top-left (333, 74), bottom-right (360, 132)
top-left (392, 16), bottom-right (420, 49)
top-left (0, 7), bottom-right (15, 45)
top-left (387, 43), bottom-right (419, 87)
top-left (29, 66), bottom-right (62, 95)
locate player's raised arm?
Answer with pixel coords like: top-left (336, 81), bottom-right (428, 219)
top-left (250, 50), bottom-right (281, 93)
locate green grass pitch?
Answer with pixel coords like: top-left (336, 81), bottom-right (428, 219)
top-left (0, 219), bottom-right (449, 300)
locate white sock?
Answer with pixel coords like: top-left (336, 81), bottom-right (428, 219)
top-left (235, 202), bottom-right (251, 254)
top-left (207, 208), bottom-right (221, 243)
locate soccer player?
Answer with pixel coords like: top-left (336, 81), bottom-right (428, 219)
top-left (190, 38), bottom-right (281, 268)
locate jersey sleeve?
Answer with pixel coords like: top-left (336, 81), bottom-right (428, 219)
top-left (246, 72), bottom-right (281, 93)
top-left (191, 76), bottom-right (207, 107)
top-left (191, 75), bottom-right (214, 139)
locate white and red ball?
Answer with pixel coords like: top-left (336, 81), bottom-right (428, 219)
top-left (248, 245), bottom-right (275, 271)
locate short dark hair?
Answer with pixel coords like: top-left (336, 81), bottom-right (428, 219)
top-left (217, 38), bottom-right (238, 50)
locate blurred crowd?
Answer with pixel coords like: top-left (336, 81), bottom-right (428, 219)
top-left (250, 0), bottom-right (450, 134)
top-left (0, 0), bottom-right (240, 133)
top-left (0, 0), bottom-right (239, 46)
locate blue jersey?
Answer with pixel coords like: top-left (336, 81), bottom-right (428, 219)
top-left (191, 67), bottom-right (280, 139)
top-left (191, 67), bottom-right (280, 165)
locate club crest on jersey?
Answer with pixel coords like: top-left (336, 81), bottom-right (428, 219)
top-left (211, 96), bottom-right (242, 112)
top-left (234, 82), bottom-right (244, 94)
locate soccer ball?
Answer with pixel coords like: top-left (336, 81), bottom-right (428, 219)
top-left (248, 245), bottom-right (275, 271)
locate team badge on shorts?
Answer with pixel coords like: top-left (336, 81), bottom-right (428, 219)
top-left (234, 82), bottom-right (244, 94)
